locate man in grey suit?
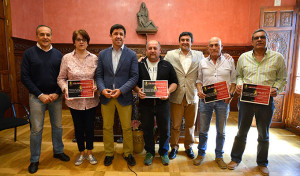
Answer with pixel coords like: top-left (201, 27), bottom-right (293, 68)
top-left (96, 24), bottom-right (138, 166)
top-left (164, 32), bottom-right (205, 160)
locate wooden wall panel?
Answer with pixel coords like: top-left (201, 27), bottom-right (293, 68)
top-left (260, 7), bottom-right (296, 128)
top-left (0, 0), bottom-right (3, 19)
top-left (289, 95), bottom-right (300, 134)
top-left (13, 37), bottom-right (252, 113)
top-left (11, 37), bottom-right (251, 139)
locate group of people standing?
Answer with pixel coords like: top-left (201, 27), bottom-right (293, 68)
top-left (21, 24), bottom-right (287, 176)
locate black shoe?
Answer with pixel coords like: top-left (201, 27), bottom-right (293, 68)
top-left (185, 148), bottom-right (195, 159)
top-left (117, 137), bottom-right (123, 143)
top-left (124, 154), bottom-right (136, 166)
top-left (169, 148), bottom-right (178, 159)
top-left (104, 156), bottom-right (114, 166)
top-left (28, 162), bottom-right (39, 174)
top-left (53, 153), bottom-right (70, 161)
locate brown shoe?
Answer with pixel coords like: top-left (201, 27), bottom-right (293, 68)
top-left (215, 158), bottom-right (227, 169)
top-left (193, 155), bottom-right (205, 166)
top-left (227, 160), bottom-right (239, 170)
top-left (258, 166), bottom-right (269, 176)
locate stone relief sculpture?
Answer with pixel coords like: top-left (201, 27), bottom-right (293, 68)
top-left (136, 2), bottom-right (158, 34)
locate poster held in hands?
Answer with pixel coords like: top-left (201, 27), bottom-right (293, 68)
top-left (202, 81), bottom-right (230, 103)
top-left (142, 80), bottom-right (168, 98)
top-left (67, 80), bottom-right (94, 98)
top-left (240, 83), bottom-right (271, 105)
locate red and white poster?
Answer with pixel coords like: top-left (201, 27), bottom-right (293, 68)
top-left (240, 83), bottom-right (271, 105)
top-left (67, 80), bottom-right (94, 98)
top-left (142, 80), bottom-right (168, 98)
top-left (202, 81), bottom-right (230, 103)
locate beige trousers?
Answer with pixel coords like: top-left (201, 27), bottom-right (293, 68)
top-left (170, 96), bottom-right (198, 150)
top-left (101, 99), bottom-right (133, 157)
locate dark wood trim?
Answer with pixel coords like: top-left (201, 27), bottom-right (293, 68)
top-left (5, 1), bottom-right (18, 104)
top-left (287, 127), bottom-right (300, 136)
top-left (286, 7), bottom-right (300, 129)
top-left (12, 37), bottom-right (253, 113)
top-left (14, 37), bottom-right (252, 59)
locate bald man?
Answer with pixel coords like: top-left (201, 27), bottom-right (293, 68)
top-left (134, 40), bottom-right (178, 166)
top-left (194, 37), bottom-right (236, 169)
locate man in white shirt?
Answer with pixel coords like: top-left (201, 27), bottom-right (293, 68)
top-left (194, 37), bottom-right (236, 169)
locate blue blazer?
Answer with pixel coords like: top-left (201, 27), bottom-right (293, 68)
top-left (96, 46), bottom-right (138, 106)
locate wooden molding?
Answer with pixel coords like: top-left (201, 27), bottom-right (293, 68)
top-left (12, 37), bottom-right (252, 113)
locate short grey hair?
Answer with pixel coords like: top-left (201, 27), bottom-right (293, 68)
top-left (252, 28), bottom-right (269, 40)
top-left (36, 25), bottom-right (52, 35)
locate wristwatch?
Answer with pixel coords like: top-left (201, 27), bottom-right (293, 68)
top-left (230, 93), bottom-right (234, 98)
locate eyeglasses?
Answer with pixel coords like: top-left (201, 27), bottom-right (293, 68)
top-left (253, 36), bottom-right (267, 40)
top-left (76, 38), bottom-right (87, 42)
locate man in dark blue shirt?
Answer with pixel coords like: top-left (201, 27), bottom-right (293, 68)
top-left (21, 25), bottom-right (70, 174)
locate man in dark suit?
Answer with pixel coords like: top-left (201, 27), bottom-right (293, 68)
top-left (96, 24), bottom-right (138, 166)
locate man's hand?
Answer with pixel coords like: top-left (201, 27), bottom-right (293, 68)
top-left (111, 89), bottom-right (121, 98)
top-left (39, 94), bottom-right (51, 104)
top-left (160, 88), bottom-right (172, 100)
top-left (197, 91), bottom-right (206, 99)
top-left (102, 89), bottom-right (112, 98)
top-left (49, 93), bottom-right (59, 102)
top-left (138, 88), bottom-right (146, 99)
top-left (223, 53), bottom-right (234, 61)
top-left (235, 85), bottom-right (243, 95)
top-left (224, 97), bottom-right (232, 104)
top-left (138, 56), bottom-right (145, 63)
top-left (270, 88), bottom-right (278, 97)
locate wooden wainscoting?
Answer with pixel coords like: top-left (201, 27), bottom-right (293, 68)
top-left (12, 37), bottom-right (252, 139)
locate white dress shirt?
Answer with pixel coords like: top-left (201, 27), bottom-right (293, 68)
top-left (179, 49), bottom-right (192, 74)
top-left (196, 55), bottom-right (236, 89)
top-left (112, 44), bottom-right (124, 73)
top-left (37, 43), bottom-right (53, 52)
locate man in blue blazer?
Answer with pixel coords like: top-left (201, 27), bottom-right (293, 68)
top-left (96, 24), bottom-right (138, 166)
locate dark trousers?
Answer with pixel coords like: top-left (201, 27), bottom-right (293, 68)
top-left (231, 98), bottom-right (274, 166)
top-left (140, 101), bottom-right (170, 156)
top-left (70, 107), bottom-right (96, 152)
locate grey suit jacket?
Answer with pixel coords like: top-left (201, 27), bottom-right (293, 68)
top-left (96, 46), bottom-right (138, 106)
top-left (164, 49), bottom-right (204, 104)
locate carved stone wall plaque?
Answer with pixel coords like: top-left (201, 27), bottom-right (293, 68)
top-left (264, 12), bottom-right (276, 27)
top-left (136, 2), bottom-right (158, 34)
top-left (280, 11), bottom-right (293, 27)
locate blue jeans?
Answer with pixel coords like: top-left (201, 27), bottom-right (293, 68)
top-left (197, 99), bottom-right (229, 158)
top-left (231, 98), bottom-right (274, 166)
top-left (140, 101), bottom-right (170, 156)
top-left (29, 94), bottom-right (64, 162)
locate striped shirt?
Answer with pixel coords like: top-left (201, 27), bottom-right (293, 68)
top-left (236, 49), bottom-right (287, 92)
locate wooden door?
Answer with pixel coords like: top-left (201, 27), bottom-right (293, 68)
top-left (260, 6), bottom-right (296, 128)
top-left (285, 9), bottom-right (300, 135)
top-left (0, 0), bottom-right (10, 95)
